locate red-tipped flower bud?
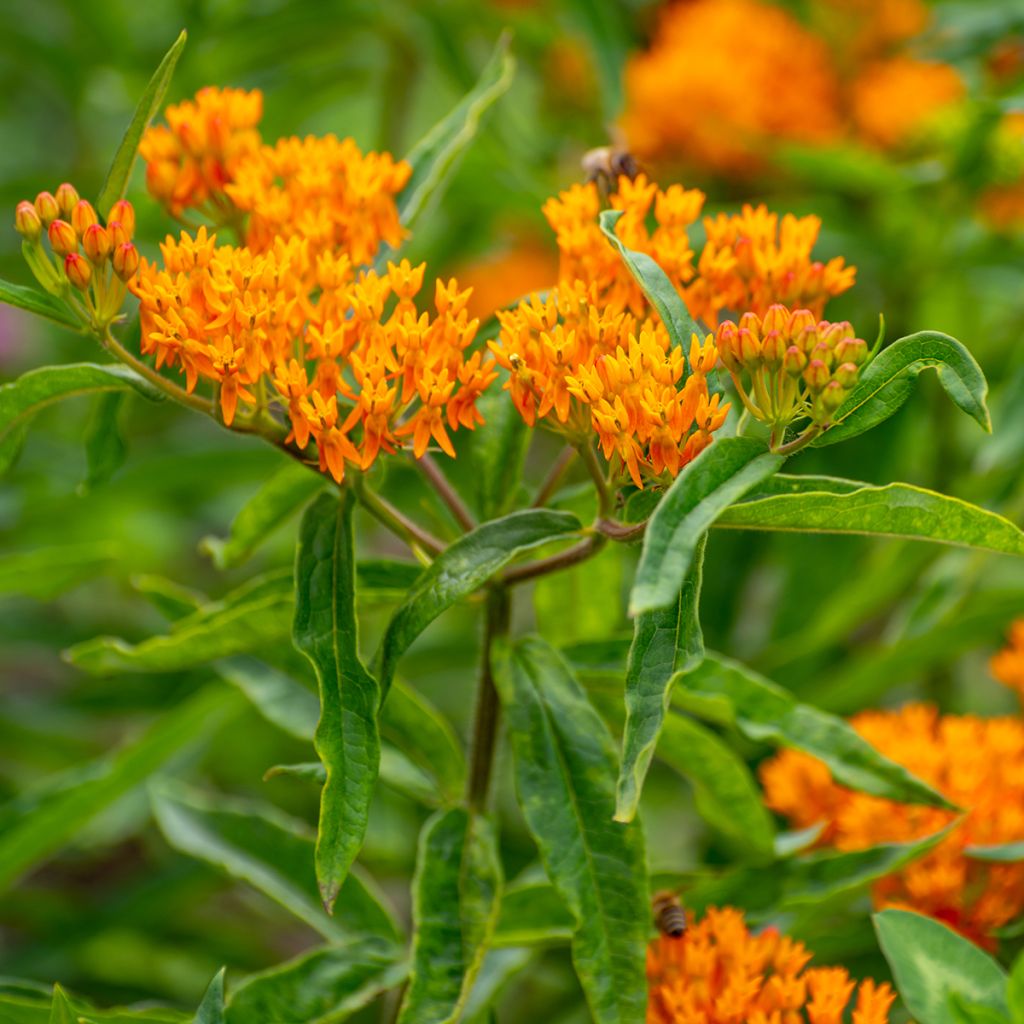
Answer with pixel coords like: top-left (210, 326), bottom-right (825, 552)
top-left (82, 224), bottom-right (112, 264)
top-left (803, 358), bottom-right (830, 393)
top-left (107, 221), bottom-right (130, 247)
top-left (834, 337), bottom-right (868, 366)
top-left (783, 345), bottom-right (807, 377)
top-left (738, 328), bottom-right (762, 366)
top-left (34, 191), bottom-right (60, 225)
top-left (811, 340), bottom-right (835, 369)
top-left (15, 201), bottom-right (42, 241)
top-left (55, 183), bottom-right (80, 218)
top-left (64, 252), bottom-right (92, 291)
top-left (71, 200), bottom-right (98, 235)
top-left (833, 362), bottom-right (859, 388)
top-left (761, 329), bottom-right (785, 369)
top-left (48, 218), bottom-right (77, 256)
top-left (793, 324), bottom-right (819, 353)
top-left (820, 379), bottom-right (846, 415)
top-left (112, 242), bottom-right (140, 282)
top-left (738, 311), bottom-right (761, 336)
top-left (786, 308), bottom-right (816, 339)
top-left (715, 321), bottom-right (741, 371)
top-left (107, 199), bottom-right (135, 237)
top-left (761, 304), bottom-right (788, 334)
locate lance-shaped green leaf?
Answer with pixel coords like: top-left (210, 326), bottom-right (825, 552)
top-left (1, 363), bottom-right (162, 474)
top-left (0, 542), bottom-right (119, 600)
top-left (599, 209), bottom-right (702, 353)
top-left (0, 278), bottom-right (82, 331)
top-left (49, 986), bottom-right (77, 1024)
top-left (656, 713), bottom-right (776, 861)
top-left (398, 808), bottom-right (503, 1024)
top-left (0, 990), bottom-right (187, 1024)
top-left (716, 479), bottom-right (1024, 555)
top-left (674, 653), bottom-right (954, 809)
top-left (631, 438), bottom-right (784, 615)
top-left (295, 492), bottom-right (382, 913)
top-left (193, 970), bottom-right (225, 1024)
top-left (376, 508), bottom-right (581, 691)
top-left (200, 463), bottom-right (326, 569)
top-left (875, 909), bottom-right (1008, 1024)
top-left (470, 374), bottom-right (531, 520)
top-left (493, 881), bottom-right (575, 947)
top-left (494, 636), bottom-right (648, 1024)
top-left (151, 783), bottom-right (399, 942)
top-left (397, 34), bottom-right (515, 232)
top-left (965, 842), bottom-right (1024, 862)
top-left (226, 938), bottom-right (406, 1024)
top-left (81, 392), bottom-right (128, 491)
top-left (0, 686), bottom-right (240, 893)
top-left (815, 331), bottom-right (990, 447)
top-left (96, 30), bottom-right (187, 215)
top-left (616, 534), bottom-right (706, 822)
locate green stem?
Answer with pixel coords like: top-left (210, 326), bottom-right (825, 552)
top-left (414, 452), bottom-right (476, 532)
top-left (532, 445), bottom-right (576, 507)
top-left (466, 586), bottom-right (511, 812)
top-left (577, 439), bottom-right (613, 516)
top-left (773, 424), bottom-right (821, 457)
top-left (503, 533), bottom-right (605, 586)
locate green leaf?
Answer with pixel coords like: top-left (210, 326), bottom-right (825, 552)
top-left (470, 375), bottom-right (531, 520)
top-left (716, 480), bottom-right (1024, 555)
top-left (494, 636), bottom-right (648, 1024)
top-left (96, 29), bottom-right (188, 215)
top-left (1, 363), bottom-right (162, 474)
top-left (49, 986), bottom-right (78, 1024)
top-left (616, 534), bottom-right (706, 822)
top-left (674, 653), bottom-right (954, 809)
top-left (815, 331), bottom-right (991, 447)
top-left (397, 34), bottom-right (515, 232)
top-left (631, 438), bottom-right (784, 615)
top-left (1009, 951), bottom-right (1024, 1024)
top-left (0, 991), bottom-right (186, 1024)
top-left (874, 909), bottom-right (1008, 1024)
top-left (656, 713), bottom-right (776, 861)
top-left (200, 463), bottom-right (325, 570)
top-left (965, 842), bottom-right (1024, 862)
top-left (0, 278), bottom-right (81, 331)
top-left (294, 491), bottom-right (381, 913)
top-left (226, 939), bottom-right (406, 1024)
top-left (376, 508), bottom-right (581, 692)
top-left (193, 970), bottom-right (224, 1024)
top-left (398, 809), bottom-right (503, 1024)
top-left (216, 656), bottom-right (318, 741)
top-left (0, 542), bottom-right (119, 600)
top-left (151, 783), bottom-right (399, 943)
top-left (493, 880), bottom-right (575, 947)
top-left (598, 209), bottom-right (702, 353)
top-left (81, 392), bottom-right (128, 491)
top-left (0, 686), bottom-right (240, 893)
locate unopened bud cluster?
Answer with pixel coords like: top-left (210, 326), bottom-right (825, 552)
top-left (715, 304), bottom-right (868, 435)
top-left (14, 184), bottom-right (139, 329)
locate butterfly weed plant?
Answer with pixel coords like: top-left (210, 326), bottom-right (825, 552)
top-left (3, 26), bottom-right (1024, 1024)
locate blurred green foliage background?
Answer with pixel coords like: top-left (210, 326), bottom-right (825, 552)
top-left (1, 0), bottom-right (1023, 1019)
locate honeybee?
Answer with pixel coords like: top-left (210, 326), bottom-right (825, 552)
top-left (652, 890), bottom-right (687, 938)
top-left (581, 145), bottom-right (641, 198)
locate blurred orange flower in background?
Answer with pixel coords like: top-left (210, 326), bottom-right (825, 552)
top-left (452, 237), bottom-right (559, 322)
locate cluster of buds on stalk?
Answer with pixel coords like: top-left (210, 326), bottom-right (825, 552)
top-left (14, 184), bottom-right (140, 330)
top-left (715, 303), bottom-right (869, 446)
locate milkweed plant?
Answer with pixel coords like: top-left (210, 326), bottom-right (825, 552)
top-left (3, 19), bottom-right (1024, 1024)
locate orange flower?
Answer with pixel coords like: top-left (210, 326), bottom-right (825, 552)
top-left (622, 0), bottom-right (842, 175)
top-left (991, 620), bottom-right (1024, 698)
top-left (140, 87), bottom-right (263, 217)
top-left (761, 703), bottom-right (1024, 947)
top-left (850, 57), bottom-right (964, 150)
top-left (647, 906), bottom-right (894, 1024)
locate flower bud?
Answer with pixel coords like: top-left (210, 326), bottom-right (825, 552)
top-left (107, 220), bottom-right (130, 247)
top-left (738, 328), bottom-right (762, 366)
top-left (803, 358), bottom-right (830, 393)
top-left (738, 311), bottom-right (761, 336)
top-left (811, 340), bottom-right (835, 369)
top-left (715, 321), bottom-right (741, 371)
top-left (34, 191), bottom-right (60, 225)
top-left (820, 379), bottom-right (846, 415)
top-left (48, 219), bottom-right (77, 256)
top-left (787, 308), bottom-right (816, 339)
top-left (761, 329), bottom-right (785, 369)
top-left (833, 361), bottom-right (859, 388)
top-left (793, 324), bottom-right (818, 353)
top-left (82, 224), bottom-right (112, 264)
top-left (834, 337), bottom-right (868, 366)
top-left (821, 320), bottom-right (854, 349)
top-left (761, 304), bottom-right (788, 334)
top-left (783, 345), bottom-right (807, 377)
top-left (55, 182), bottom-right (80, 218)
top-left (71, 199), bottom-right (98, 235)
top-left (64, 252), bottom-right (92, 291)
top-left (112, 242), bottom-right (140, 282)
top-left (107, 199), bottom-right (135, 237)
top-left (15, 201), bottom-right (42, 241)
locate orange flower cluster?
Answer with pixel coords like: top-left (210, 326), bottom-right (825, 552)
top-left (622, 0), bottom-right (963, 173)
top-left (14, 183), bottom-right (140, 329)
top-left (761, 704), bottom-right (1024, 946)
top-left (492, 284), bottom-right (727, 488)
top-left (623, 0), bottom-right (842, 175)
top-left (991, 620), bottom-right (1024, 698)
top-left (647, 906), bottom-right (894, 1024)
top-left (716, 305), bottom-right (868, 431)
top-left (131, 229), bottom-right (492, 481)
top-left (140, 86), bottom-right (263, 217)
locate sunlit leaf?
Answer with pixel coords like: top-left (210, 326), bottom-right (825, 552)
top-left (193, 970), bottom-right (225, 1024)
top-left (0, 278), bottom-right (81, 331)
top-left (397, 808), bottom-right (502, 1024)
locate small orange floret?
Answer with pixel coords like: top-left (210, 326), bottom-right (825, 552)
top-left (647, 906), bottom-right (894, 1024)
top-left (761, 702), bottom-right (1024, 948)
